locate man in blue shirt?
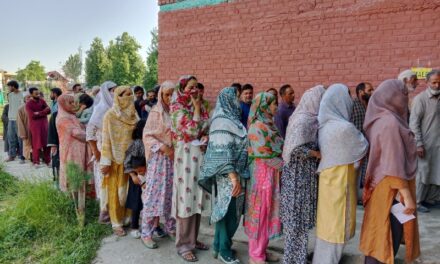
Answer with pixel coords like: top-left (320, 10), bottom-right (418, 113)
top-left (239, 83), bottom-right (253, 128)
top-left (275, 84), bottom-right (295, 138)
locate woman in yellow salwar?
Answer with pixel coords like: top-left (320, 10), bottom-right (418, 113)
top-left (360, 79), bottom-right (420, 264)
top-left (100, 86), bottom-right (139, 236)
top-left (312, 84), bottom-right (368, 264)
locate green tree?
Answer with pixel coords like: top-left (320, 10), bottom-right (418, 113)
top-left (107, 32), bottom-right (146, 86)
top-left (144, 28), bottom-right (158, 90)
top-left (85, 38), bottom-right (111, 86)
top-left (16, 60), bottom-right (46, 82)
top-left (62, 51), bottom-right (82, 82)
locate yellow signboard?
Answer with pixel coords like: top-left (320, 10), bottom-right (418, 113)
top-left (411, 67), bottom-right (432, 80)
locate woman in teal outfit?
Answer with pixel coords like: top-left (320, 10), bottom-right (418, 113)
top-left (199, 87), bottom-right (248, 264)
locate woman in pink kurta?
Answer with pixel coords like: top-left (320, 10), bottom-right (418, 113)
top-left (56, 94), bottom-right (92, 192)
top-left (245, 92), bottom-right (284, 264)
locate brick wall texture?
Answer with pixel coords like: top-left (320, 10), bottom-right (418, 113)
top-left (158, 0), bottom-right (440, 100)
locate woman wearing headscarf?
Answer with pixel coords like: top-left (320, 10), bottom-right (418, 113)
top-left (170, 75), bottom-right (210, 262)
top-left (245, 92), bottom-right (283, 264)
top-left (56, 94), bottom-right (92, 192)
top-left (141, 81), bottom-right (176, 248)
top-left (360, 80), bottom-right (420, 264)
top-left (199, 87), bottom-right (248, 264)
top-left (86, 81), bottom-right (117, 223)
top-left (100, 86), bottom-right (138, 236)
top-left (312, 84), bottom-right (369, 264)
top-left (280, 85), bottom-right (325, 264)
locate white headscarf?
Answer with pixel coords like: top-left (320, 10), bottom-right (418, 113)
top-left (88, 81), bottom-right (117, 129)
top-left (317, 84), bottom-right (368, 172)
top-left (282, 85), bottom-right (325, 163)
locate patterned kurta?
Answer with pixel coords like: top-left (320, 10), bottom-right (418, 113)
top-left (143, 150), bottom-right (174, 217)
top-left (170, 90), bottom-right (210, 219)
top-left (281, 142), bottom-right (319, 264)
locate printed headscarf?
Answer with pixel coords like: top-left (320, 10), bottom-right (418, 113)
top-left (200, 87), bottom-right (248, 191)
top-left (317, 84), bottom-right (368, 172)
top-left (170, 75), bottom-right (210, 143)
top-left (143, 81), bottom-right (175, 161)
top-left (282, 85), bottom-right (326, 163)
top-left (111, 86), bottom-right (139, 126)
top-left (362, 79), bottom-right (417, 204)
top-left (88, 81), bottom-right (117, 129)
top-left (248, 92), bottom-right (283, 159)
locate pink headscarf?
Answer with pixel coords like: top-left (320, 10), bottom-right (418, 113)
top-left (143, 81), bottom-right (175, 161)
top-left (363, 79), bottom-right (417, 204)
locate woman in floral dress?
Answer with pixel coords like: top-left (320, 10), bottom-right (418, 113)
top-left (245, 92), bottom-right (283, 264)
top-left (170, 75), bottom-right (210, 262)
top-left (280, 85), bottom-right (325, 264)
top-left (141, 81), bottom-right (176, 248)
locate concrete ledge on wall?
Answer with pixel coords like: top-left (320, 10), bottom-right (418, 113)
top-left (160, 0), bottom-right (229, 12)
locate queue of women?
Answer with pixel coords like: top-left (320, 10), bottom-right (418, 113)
top-left (55, 75), bottom-right (420, 264)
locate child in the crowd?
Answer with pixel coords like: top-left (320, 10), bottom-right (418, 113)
top-left (123, 120), bottom-right (147, 238)
top-left (76, 93), bottom-right (94, 124)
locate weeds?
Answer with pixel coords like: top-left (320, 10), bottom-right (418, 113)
top-left (0, 170), bottom-right (111, 264)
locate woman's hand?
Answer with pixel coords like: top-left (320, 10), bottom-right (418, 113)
top-left (229, 172), bottom-right (242, 197)
top-left (131, 174), bottom-right (140, 185)
top-left (399, 187), bottom-right (416, 215)
top-left (93, 150), bottom-right (101, 162)
top-left (100, 165), bottom-right (110, 176)
top-left (310, 150), bottom-right (321, 159)
top-left (160, 145), bottom-right (173, 158)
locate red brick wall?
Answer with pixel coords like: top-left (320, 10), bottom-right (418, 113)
top-left (158, 0), bottom-right (440, 101)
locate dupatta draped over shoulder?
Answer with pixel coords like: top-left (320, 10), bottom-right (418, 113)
top-left (170, 76), bottom-right (210, 143)
top-left (282, 85), bottom-right (325, 163)
top-left (363, 79), bottom-right (417, 204)
top-left (248, 92), bottom-right (283, 163)
top-left (88, 81), bottom-right (116, 129)
top-left (199, 87), bottom-right (248, 192)
top-left (143, 81), bottom-right (174, 161)
top-left (101, 86), bottom-right (139, 165)
top-left (317, 84), bottom-right (368, 172)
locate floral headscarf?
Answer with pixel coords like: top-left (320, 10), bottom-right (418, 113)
top-left (248, 92), bottom-right (283, 159)
top-left (170, 75), bottom-right (210, 143)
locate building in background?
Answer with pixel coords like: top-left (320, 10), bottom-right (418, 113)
top-left (157, 0), bottom-right (440, 100)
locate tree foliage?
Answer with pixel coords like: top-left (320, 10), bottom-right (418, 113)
top-left (144, 28), bottom-right (158, 90)
top-left (106, 32), bottom-right (146, 86)
top-left (16, 60), bottom-right (46, 82)
top-left (62, 51), bottom-right (82, 82)
top-left (85, 38), bottom-right (111, 87)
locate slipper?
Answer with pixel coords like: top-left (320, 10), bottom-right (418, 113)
top-left (142, 238), bottom-right (158, 249)
top-left (179, 251), bottom-right (198, 262)
top-left (195, 241), bottom-right (209, 250)
top-left (113, 227), bottom-right (126, 237)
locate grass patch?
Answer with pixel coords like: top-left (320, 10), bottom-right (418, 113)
top-left (0, 174), bottom-right (111, 263)
top-left (0, 164), bottom-right (18, 200)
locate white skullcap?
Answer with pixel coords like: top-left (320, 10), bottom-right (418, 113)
top-left (398, 69), bottom-right (416, 81)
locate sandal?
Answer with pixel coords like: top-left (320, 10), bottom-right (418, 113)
top-left (195, 241), bottom-right (209, 250)
top-left (142, 237), bottom-right (158, 249)
top-left (266, 252), bottom-right (280, 262)
top-left (179, 251), bottom-right (198, 262)
top-left (113, 227), bottom-right (126, 237)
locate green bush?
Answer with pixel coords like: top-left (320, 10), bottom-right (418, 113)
top-left (0, 180), bottom-right (111, 263)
